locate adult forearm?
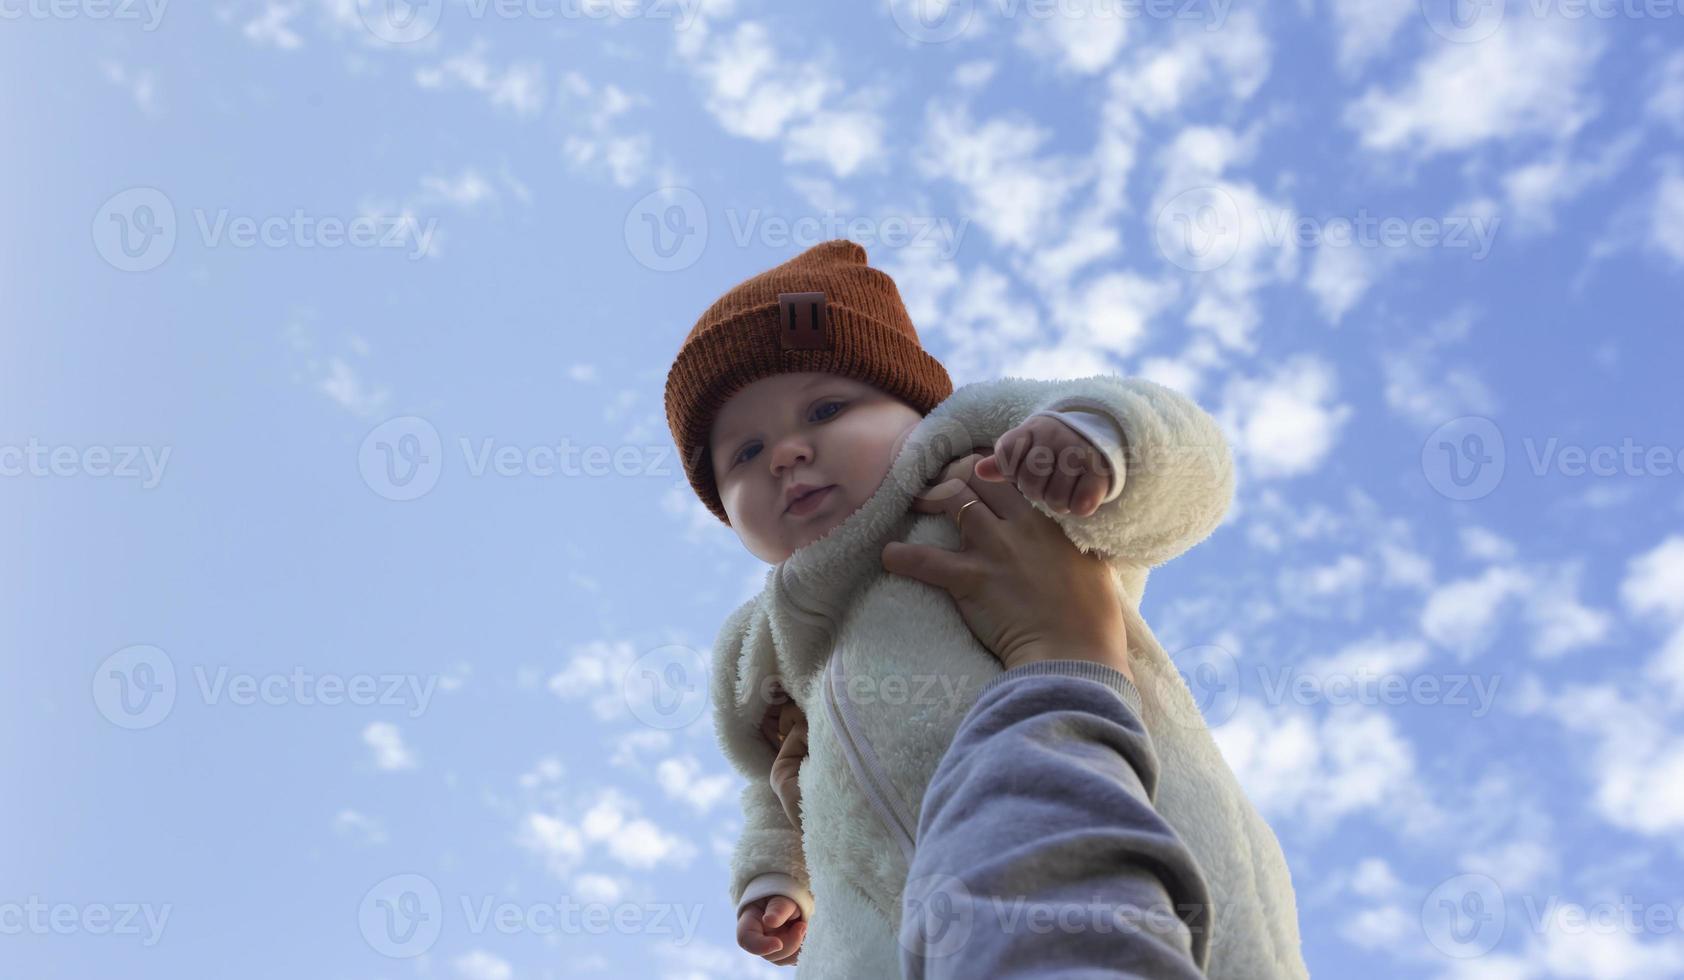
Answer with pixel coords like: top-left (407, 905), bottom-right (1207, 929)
top-left (901, 660), bottom-right (1212, 978)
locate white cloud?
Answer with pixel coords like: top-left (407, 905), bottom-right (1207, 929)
top-left (1340, 903), bottom-right (1413, 949)
top-left (362, 722), bottom-right (417, 771)
top-left (915, 101), bottom-right (1085, 252)
top-left (1647, 50), bottom-right (1684, 132)
top-left (316, 357), bottom-right (391, 417)
top-left (1152, 127), bottom-right (1300, 351)
top-left (1051, 271), bottom-right (1178, 359)
top-left (1218, 356), bottom-right (1352, 479)
top-left (1302, 635), bottom-right (1431, 681)
top-left (1117, 12), bottom-right (1270, 118)
top-left (572, 873), bottom-right (625, 904)
top-left (1525, 563), bottom-right (1612, 659)
top-left (1380, 310), bottom-right (1498, 428)
top-left (453, 950), bottom-right (512, 980)
top-left (1306, 238), bottom-right (1376, 325)
top-left (1345, 16), bottom-right (1604, 158)
top-left (783, 102), bottom-right (889, 179)
top-left (1501, 132), bottom-right (1641, 236)
top-left (100, 61), bottom-right (159, 116)
top-left (1520, 682), bottom-right (1684, 839)
top-left (1461, 526), bottom-right (1516, 563)
top-left (1421, 566), bottom-right (1529, 658)
top-left (1327, 0), bottom-right (1415, 71)
top-left (547, 640), bottom-right (638, 721)
top-left (954, 59), bottom-right (997, 89)
top-left (1213, 701), bottom-right (1424, 830)
top-left (1014, 0), bottom-right (1130, 74)
top-left (416, 42), bottom-right (546, 117)
top-left (1649, 169), bottom-right (1684, 267)
top-left (517, 789), bottom-right (697, 878)
top-left (557, 71), bottom-right (672, 188)
top-left (332, 808), bottom-right (387, 845)
top-left (1423, 559), bottom-right (1609, 660)
top-left (244, 1), bottom-right (303, 50)
top-left (518, 756), bottom-right (565, 790)
top-left (676, 19), bottom-right (887, 179)
top-left (1621, 535), bottom-right (1684, 621)
top-left (654, 756), bottom-right (734, 813)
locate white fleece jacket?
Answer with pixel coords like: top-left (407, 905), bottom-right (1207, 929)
top-left (710, 374), bottom-right (1310, 979)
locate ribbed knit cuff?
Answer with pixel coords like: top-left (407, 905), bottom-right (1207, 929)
top-left (978, 659), bottom-right (1145, 720)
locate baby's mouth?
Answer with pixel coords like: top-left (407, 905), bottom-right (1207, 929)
top-left (785, 484), bottom-right (835, 517)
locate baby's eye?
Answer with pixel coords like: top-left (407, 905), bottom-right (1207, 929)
top-left (732, 443), bottom-right (759, 467)
top-left (812, 400), bottom-right (844, 421)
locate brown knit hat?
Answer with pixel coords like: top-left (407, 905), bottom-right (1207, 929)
top-left (664, 238), bottom-right (953, 525)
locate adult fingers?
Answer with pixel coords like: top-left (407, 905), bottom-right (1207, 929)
top-left (881, 537), bottom-right (978, 596)
top-left (909, 455), bottom-right (984, 514)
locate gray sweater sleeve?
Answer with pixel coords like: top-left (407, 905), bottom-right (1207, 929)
top-left (899, 660), bottom-right (1214, 978)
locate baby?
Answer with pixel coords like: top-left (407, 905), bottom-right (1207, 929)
top-left (664, 239), bottom-right (1308, 978)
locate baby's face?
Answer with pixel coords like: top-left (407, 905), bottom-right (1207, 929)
top-left (710, 372), bottom-right (923, 564)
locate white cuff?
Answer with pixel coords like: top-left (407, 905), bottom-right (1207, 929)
top-left (1028, 406), bottom-right (1129, 504)
top-left (736, 872), bottom-right (815, 923)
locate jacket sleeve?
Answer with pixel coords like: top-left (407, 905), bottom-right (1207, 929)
top-left (731, 782), bottom-right (816, 921)
top-left (709, 598), bottom-right (814, 919)
top-left (900, 660), bottom-right (1213, 979)
top-left (1026, 375), bottom-right (1235, 568)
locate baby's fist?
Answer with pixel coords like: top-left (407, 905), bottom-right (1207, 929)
top-left (737, 895), bottom-right (806, 966)
top-left (976, 415), bottom-right (1113, 516)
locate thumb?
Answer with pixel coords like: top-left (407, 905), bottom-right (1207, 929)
top-left (974, 454), bottom-right (1005, 481)
top-left (882, 541), bottom-right (965, 594)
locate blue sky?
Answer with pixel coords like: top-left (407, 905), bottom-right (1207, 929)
top-left (3, 0), bottom-right (1683, 977)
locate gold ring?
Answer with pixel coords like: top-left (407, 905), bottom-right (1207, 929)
top-left (955, 498), bottom-right (982, 535)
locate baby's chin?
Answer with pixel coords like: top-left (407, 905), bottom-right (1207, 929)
top-left (783, 490), bottom-right (863, 558)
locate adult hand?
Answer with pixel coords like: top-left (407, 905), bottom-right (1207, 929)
top-left (880, 452), bottom-right (1132, 684)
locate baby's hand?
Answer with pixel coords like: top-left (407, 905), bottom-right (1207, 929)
top-left (737, 895), bottom-right (807, 966)
top-left (974, 415), bottom-right (1113, 516)
top-left (768, 705), bottom-right (808, 829)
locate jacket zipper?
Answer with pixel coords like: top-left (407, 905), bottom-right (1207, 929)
top-left (821, 648), bottom-right (919, 865)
